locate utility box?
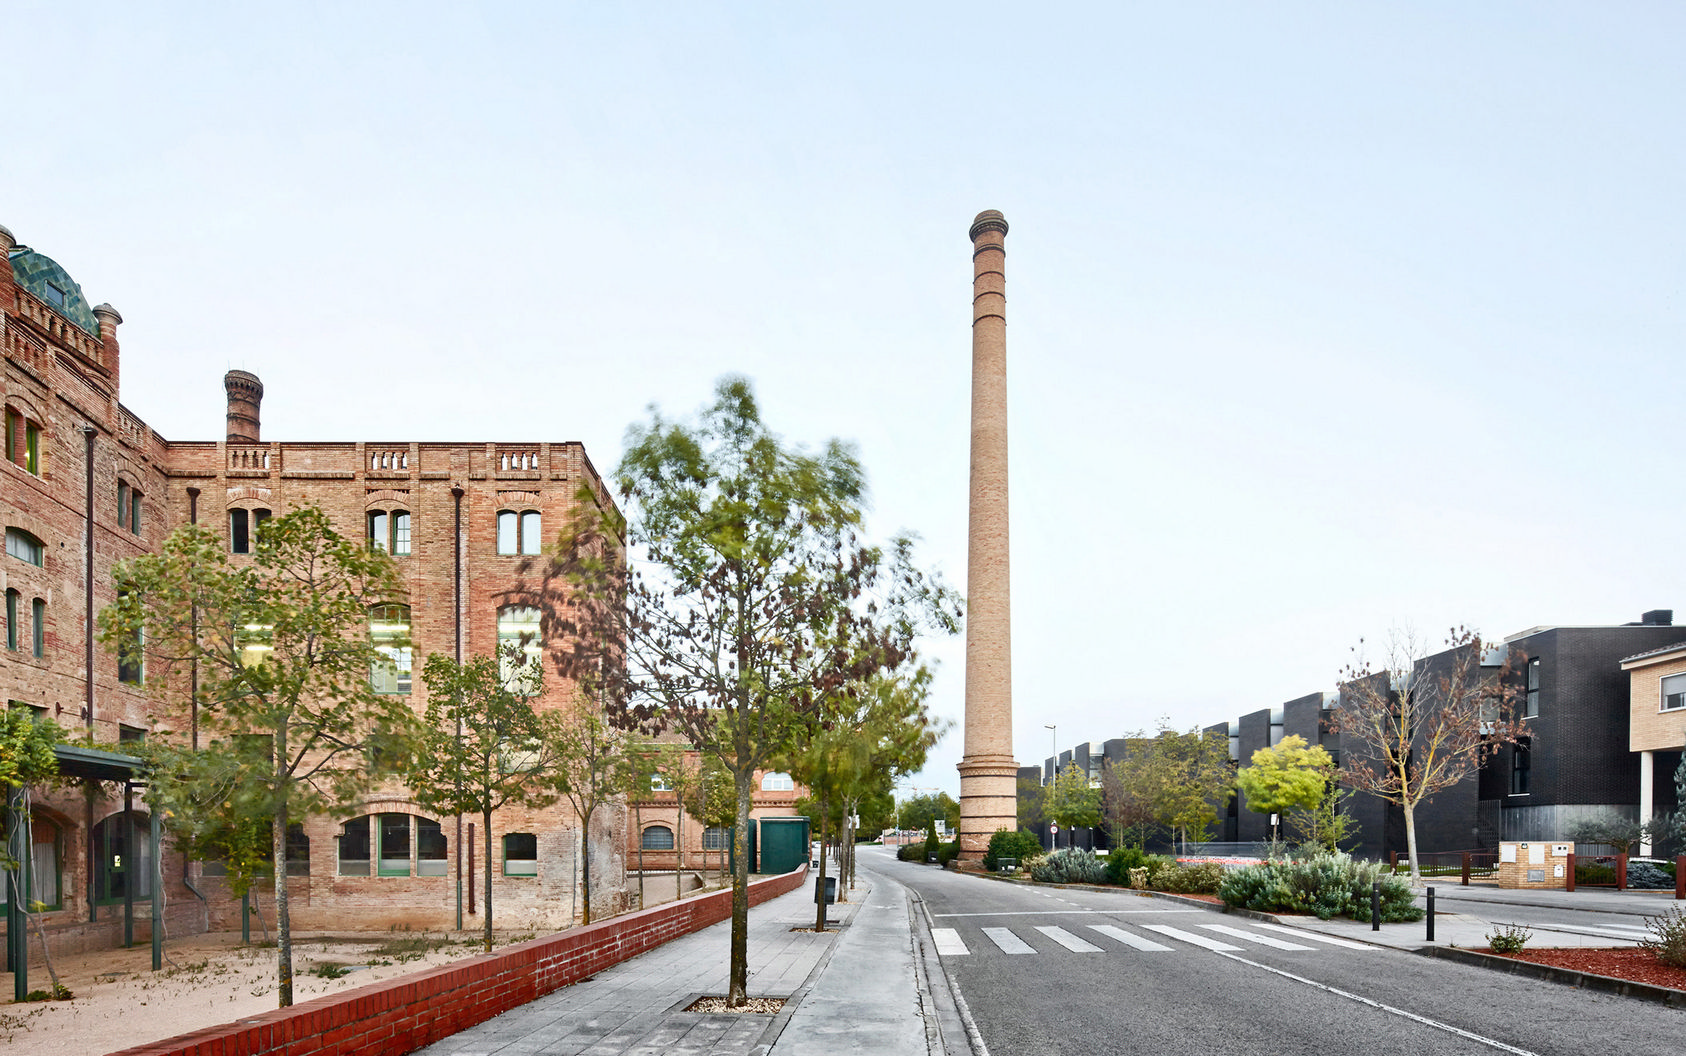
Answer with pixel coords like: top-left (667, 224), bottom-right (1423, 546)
top-left (1496, 841), bottom-right (1568, 889)
top-left (728, 819), bottom-right (760, 875)
top-left (757, 816), bottom-right (811, 875)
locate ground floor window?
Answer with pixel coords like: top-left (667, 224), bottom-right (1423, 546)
top-left (504, 832), bottom-right (538, 876)
top-left (93, 811), bottom-right (153, 905)
top-left (0, 814), bottom-right (62, 912)
top-left (641, 825), bottom-right (674, 851)
top-left (339, 813), bottom-right (447, 877)
top-left (702, 826), bottom-right (729, 851)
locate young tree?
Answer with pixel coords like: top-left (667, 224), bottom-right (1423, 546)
top-left (898, 792), bottom-right (960, 833)
top-left (1335, 626), bottom-right (1525, 882)
top-left (551, 377), bottom-right (958, 1006)
top-left (2, 710), bottom-right (64, 995)
top-left (1234, 735), bottom-right (1331, 843)
top-left (1043, 761), bottom-right (1101, 848)
top-left (1103, 723), bottom-right (1233, 853)
top-left (406, 649), bottom-right (560, 952)
top-left (547, 685), bottom-right (643, 924)
top-left (1017, 774), bottom-right (1047, 834)
top-left (686, 754), bottom-right (737, 882)
top-left (100, 508), bottom-right (416, 1006)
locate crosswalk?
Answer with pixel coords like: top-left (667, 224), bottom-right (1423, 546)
top-left (929, 920), bottom-right (1374, 958)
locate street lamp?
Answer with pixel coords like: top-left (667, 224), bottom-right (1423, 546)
top-left (1044, 724), bottom-right (1057, 851)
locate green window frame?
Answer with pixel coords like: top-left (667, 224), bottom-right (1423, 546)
top-left (6, 528), bottom-right (44, 566)
top-left (31, 597), bottom-right (44, 657)
top-left (370, 604), bottom-right (412, 694)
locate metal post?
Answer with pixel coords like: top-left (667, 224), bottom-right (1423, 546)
top-left (123, 785), bottom-right (134, 948)
top-left (242, 893), bottom-right (250, 944)
top-left (1676, 856), bottom-right (1684, 901)
top-left (8, 786), bottom-right (29, 1001)
top-left (1426, 886), bottom-right (1435, 942)
top-left (151, 807), bottom-right (163, 971)
top-left (1461, 852), bottom-right (1471, 886)
top-left (1371, 881), bottom-right (1380, 931)
top-left (1566, 852), bottom-right (1576, 893)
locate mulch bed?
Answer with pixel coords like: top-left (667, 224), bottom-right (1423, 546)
top-left (1486, 947), bottom-right (1686, 992)
top-left (684, 996), bottom-right (786, 1014)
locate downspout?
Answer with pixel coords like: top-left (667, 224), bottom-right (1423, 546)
top-left (181, 489), bottom-right (209, 924)
top-left (82, 424), bottom-right (97, 923)
top-left (452, 486), bottom-right (464, 932)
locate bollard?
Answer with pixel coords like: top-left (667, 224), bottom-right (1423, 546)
top-left (1678, 856), bottom-right (1685, 901)
top-left (1371, 881), bottom-right (1381, 931)
top-left (1426, 886), bottom-right (1435, 942)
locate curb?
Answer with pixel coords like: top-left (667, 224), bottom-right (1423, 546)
top-left (1417, 945), bottom-right (1686, 1008)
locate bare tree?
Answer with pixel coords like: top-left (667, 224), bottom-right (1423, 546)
top-left (1335, 626), bottom-right (1526, 882)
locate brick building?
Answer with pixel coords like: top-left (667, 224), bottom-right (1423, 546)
top-left (3, 221), bottom-right (631, 958)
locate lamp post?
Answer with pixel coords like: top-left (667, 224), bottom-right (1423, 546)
top-left (1044, 724), bottom-right (1057, 851)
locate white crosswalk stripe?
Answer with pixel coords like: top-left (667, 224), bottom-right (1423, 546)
top-left (1141, 924), bottom-right (1243, 951)
top-left (1199, 924), bottom-right (1312, 950)
top-left (1087, 924), bottom-right (1173, 952)
top-left (982, 927), bottom-right (1037, 954)
top-left (1246, 922), bottom-right (1377, 949)
top-left (931, 927), bottom-right (969, 956)
top-left (1035, 926), bottom-right (1102, 952)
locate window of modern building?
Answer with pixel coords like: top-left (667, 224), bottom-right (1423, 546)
top-left (31, 597), bottom-right (44, 657)
top-left (5, 408), bottom-right (42, 475)
top-left (1510, 741), bottom-right (1531, 796)
top-left (496, 509), bottom-right (542, 555)
top-left (370, 604), bottom-right (412, 694)
top-left (6, 527), bottom-right (44, 566)
top-left (760, 772), bottom-right (794, 792)
top-left (1663, 673), bottom-right (1686, 712)
top-left (5, 590), bottom-right (17, 650)
top-left (367, 510), bottom-right (411, 555)
top-left (229, 508), bottom-right (271, 553)
top-left (504, 832), bottom-right (538, 876)
top-left (641, 825), bottom-right (675, 851)
top-left (497, 605), bottom-right (543, 694)
top-left (1525, 658), bottom-right (1540, 718)
top-left (702, 826), bottom-right (730, 852)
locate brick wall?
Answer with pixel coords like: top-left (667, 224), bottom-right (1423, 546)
top-left (107, 864), bottom-right (809, 1056)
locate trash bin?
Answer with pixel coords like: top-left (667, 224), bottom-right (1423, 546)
top-left (814, 876), bottom-right (837, 904)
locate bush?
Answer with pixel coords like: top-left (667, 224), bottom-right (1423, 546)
top-left (1626, 861), bottom-right (1675, 890)
top-left (984, 829), bottom-right (1043, 872)
top-left (1487, 923), bottom-right (1532, 954)
top-left (1030, 848), bottom-right (1108, 885)
top-left (937, 839), bottom-right (962, 866)
top-left (896, 842), bottom-right (923, 862)
top-left (1641, 906), bottom-right (1686, 967)
top-left (923, 826), bottom-right (939, 862)
top-left (1218, 852), bottom-right (1422, 922)
top-left (1104, 845), bottom-right (1148, 885)
top-left (1157, 862), bottom-right (1226, 895)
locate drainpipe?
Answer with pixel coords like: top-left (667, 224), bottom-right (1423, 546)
top-left (452, 485), bottom-right (464, 931)
top-left (83, 425), bottom-right (96, 735)
top-left (187, 488), bottom-right (200, 749)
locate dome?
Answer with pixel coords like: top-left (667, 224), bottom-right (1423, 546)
top-left (8, 247), bottom-right (102, 336)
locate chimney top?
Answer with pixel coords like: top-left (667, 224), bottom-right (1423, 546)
top-left (969, 210), bottom-right (1008, 241)
top-left (0, 224), bottom-right (14, 253)
top-left (224, 370), bottom-right (265, 443)
top-left (92, 303), bottom-right (122, 326)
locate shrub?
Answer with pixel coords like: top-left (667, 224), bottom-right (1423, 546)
top-left (1640, 906), bottom-right (1686, 968)
top-left (984, 829), bottom-right (1043, 872)
top-left (1105, 845), bottom-right (1148, 885)
top-left (1575, 860), bottom-right (1617, 886)
top-left (1626, 861), bottom-right (1675, 890)
top-left (1157, 862), bottom-right (1226, 895)
top-left (1030, 848), bottom-right (1108, 885)
top-left (1487, 923), bottom-right (1532, 954)
top-left (923, 826), bottom-right (939, 862)
top-left (937, 839), bottom-right (962, 866)
top-left (896, 842), bottom-right (923, 862)
top-left (1218, 852), bottom-right (1422, 922)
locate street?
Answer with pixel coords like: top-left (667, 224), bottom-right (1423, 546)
top-left (858, 847), bottom-right (1686, 1056)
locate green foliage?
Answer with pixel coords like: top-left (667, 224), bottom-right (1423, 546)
top-left (1017, 775), bottom-right (1046, 831)
top-left (1029, 848), bottom-right (1108, 885)
top-left (1565, 812), bottom-right (1662, 855)
top-left (684, 755), bottom-right (738, 829)
top-left (896, 842), bottom-right (924, 862)
top-left (1104, 844), bottom-right (1148, 885)
top-left (1486, 923), bottom-right (1532, 954)
top-left (1627, 861), bottom-right (1675, 890)
top-left (1640, 906), bottom-right (1686, 968)
top-left (900, 792), bottom-right (960, 833)
top-left (1156, 862), bottom-right (1227, 894)
top-left (923, 824), bottom-right (939, 861)
top-left (937, 839), bottom-right (962, 866)
top-left (1044, 761), bottom-right (1101, 833)
top-left (1103, 721), bottom-right (1233, 850)
top-left (1218, 852), bottom-right (1422, 922)
top-left (0, 709), bottom-right (61, 795)
top-left (1235, 735), bottom-right (1331, 816)
top-left (984, 829), bottom-right (1043, 872)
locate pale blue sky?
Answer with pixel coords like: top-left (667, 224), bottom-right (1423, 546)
top-left (7, 3), bottom-right (1683, 797)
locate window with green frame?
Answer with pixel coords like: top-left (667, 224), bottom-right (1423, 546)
top-left (0, 814), bottom-right (62, 912)
top-left (503, 832), bottom-right (538, 876)
top-left (369, 604), bottom-right (412, 694)
top-left (93, 811), bottom-right (152, 905)
top-left (338, 813), bottom-right (446, 877)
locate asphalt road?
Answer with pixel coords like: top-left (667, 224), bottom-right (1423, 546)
top-left (859, 847), bottom-right (1686, 1056)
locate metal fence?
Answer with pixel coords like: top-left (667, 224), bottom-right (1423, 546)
top-left (1387, 850), bottom-right (1498, 884)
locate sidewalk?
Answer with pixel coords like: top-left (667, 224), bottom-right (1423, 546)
top-left (414, 864), bottom-right (943, 1056)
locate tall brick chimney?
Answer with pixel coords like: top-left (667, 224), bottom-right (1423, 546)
top-left (957, 209), bottom-right (1020, 861)
top-left (92, 303), bottom-right (123, 395)
top-left (224, 370), bottom-right (264, 443)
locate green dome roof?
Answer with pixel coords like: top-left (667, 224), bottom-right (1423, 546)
top-left (7, 247), bottom-right (101, 336)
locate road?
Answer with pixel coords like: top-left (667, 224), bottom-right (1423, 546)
top-left (856, 847), bottom-right (1686, 1056)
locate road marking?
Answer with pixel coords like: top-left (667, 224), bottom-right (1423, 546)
top-left (982, 928), bottom-right (1038, 954)
top-left (1199, 924), bottom-right (1312, 950)
top-left (1087, 924), bottom-right (1172, 952)
top-left (1035, 926), bottom-right (1102, 952)
top-left (931, 928), bottom-right (969, 956)
top-left (1141, 924), bottom-right (1243, 951)
top-left (929, 909), bottom-right (1198, 918)
top-left (1210, 948), bottom-right (1540, 1056)
top-left (1245, 922), bottom-right (1376, 949)
top-left (1496, 920), bottom-right (1648, 941)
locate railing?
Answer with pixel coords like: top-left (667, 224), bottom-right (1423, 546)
top-left (1389, 850), bottom-right (1498, 885)
top-left (229, 447), bottom-right (271, 471)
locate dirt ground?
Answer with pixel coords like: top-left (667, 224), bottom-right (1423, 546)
top-left (1, 927), bottom-right (528, 1055)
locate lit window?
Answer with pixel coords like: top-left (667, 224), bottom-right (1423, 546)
top-left (760, 772), bottom-right (794, 792)
top-left (6, 409), bottom-right (42, 475)
top-left (496, 605), bottom-right (543, 695)
top-left (237, 622), bottom-right (274, 669)
top-left (504, 832), bottom-right (538, 876)
top-left (367, 510), bottom-right (411, 555)
top-left (370, 604), bottom-right (412, 694)
top-left (1663, 674), bottom-right (1686, 712)
top-left (496, 509), bottom-right (542, 555)
top-left (6, 528), bottom-right (44, 566)
top-left (31, 598), bottom-right (44, 658)
top-left (648, 773), bottom-right (670, 792)
top-left (641, 825), bottom-right (675, 851)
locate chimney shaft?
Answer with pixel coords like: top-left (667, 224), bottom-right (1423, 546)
top-left (225, 370), bottom-right (264, 443)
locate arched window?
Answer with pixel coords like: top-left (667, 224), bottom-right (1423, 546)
top-left (367, 510), bottom-right (411, 555)
top-left (497, 605), bottom-right (543, 695)
top-left (760, 772), bottom-right (794, 792)
top-left (6, 528), bottom-right (44, 566)
top-left (641, 825), bottom-right (675, 851)
top-left (496, 510), bottom-right (542, 555)
top-left (369, 604), bottom-right (412, 694)
top-left (337, 813), bottom-right (447, 877)
top-left (504, 832), bottom-right (538, 876)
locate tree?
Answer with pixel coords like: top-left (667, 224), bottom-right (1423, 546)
top-left (1103, 723), bottom-right (1233, 853)
top-left (1016, 774), bottom-right (1047, 833)
top-left (898, 792), bottom-right (960, 834)
top-left (99, 507), bottom-right (416, 1006)
top-left (405, 649), bottom-right (560, 951)
top-left (1335, 626), bottom-right (1525, 883)
top-left (2, 710), bottom-right (65, 995)
top-left (1235, 735), bottom-right (1331, 842)
top-left (551, 377), bottom-right (958, 1006)
top-left (548, 684), bottom-right (643, 924)
top-left (1043, 761), bottom-right (1101, 847)
top-left (685, 754), bottom-right (737, 882)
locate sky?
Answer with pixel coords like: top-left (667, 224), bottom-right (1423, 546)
top-left (6, 3), bottom-right (1684, 799)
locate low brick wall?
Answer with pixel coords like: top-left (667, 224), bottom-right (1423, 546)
top-left (110, 865), bottom-right (809, 1056)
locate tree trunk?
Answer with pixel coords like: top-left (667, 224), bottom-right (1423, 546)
top-left (676, 798), bottom-right (685, 904)
top-left (1404, 800), bottom-right (1421, 884)
top-left (815, 794), bottom-right (829, 931)
top-left (728, 765), bottom-right (752, 1006)
top-left (482, 807), bottom-right (494, 952)
top-left (580, 807), bottom-right (594, 925)
top-left (273, 798), bottom-right (292, 1008)
top-left (635, 799), bottom-right (644, 910)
